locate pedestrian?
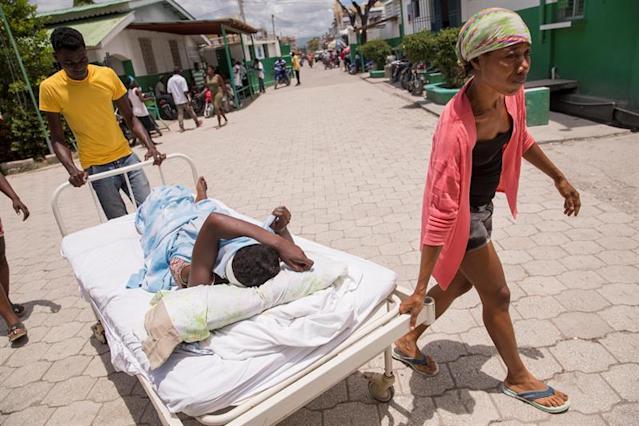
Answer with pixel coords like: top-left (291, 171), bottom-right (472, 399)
top-left (167, 67), bottom-right (202, 132)
top-left (254, 58), bottom-right (266, 94)
top-left (394, 8), bottom-right (579, 414)
top-left (0, 174), bottom-right (29, 344)
top-left (127, 77), bottom-right (161, 141)
top-left (40, 27), bottom-right (165, 220)
top-left (203, 65), bottom-right (229, 128)
top-left (292, 51), bottom-right (301, 86)
top-left (191, 62), bottom-right (205, 91)
top-left (233, 60), bottom-right (243, 91)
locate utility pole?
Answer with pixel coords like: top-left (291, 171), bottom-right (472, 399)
top-left (237, 0), bottom-right (246, 23)
top-left (0, 6), bottom-right (52, 155)
top-left (271, 14), bottom-right (276, 38)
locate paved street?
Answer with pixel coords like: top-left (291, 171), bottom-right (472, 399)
top-left (0, 66), bottom-right (638, 425)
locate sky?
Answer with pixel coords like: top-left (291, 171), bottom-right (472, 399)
top-left (30, 0), bottom-right (337, 39)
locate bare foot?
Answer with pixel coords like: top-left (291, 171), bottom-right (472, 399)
top-left (504, 374), bottom-right (569, 408)
top-left (195, 176), bottom-right (208, 202)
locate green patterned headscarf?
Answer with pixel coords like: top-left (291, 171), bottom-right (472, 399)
top-left (456, 8), bottom-right (531, 64)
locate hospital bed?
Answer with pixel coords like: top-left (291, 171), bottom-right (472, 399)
top-left (51, 153), bottom-right (436, 425)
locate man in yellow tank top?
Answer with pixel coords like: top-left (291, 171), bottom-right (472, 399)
top-left (40, 27), bottom-right (165, 219)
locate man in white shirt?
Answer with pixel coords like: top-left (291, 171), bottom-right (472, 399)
top-left (167, 67), bottom-right (201, 132)
top-left (254, 58), bottom-right (265, 93)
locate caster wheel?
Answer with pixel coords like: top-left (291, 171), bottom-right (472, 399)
top-left (91, 321), bottom-right (107, 344)
top-left (368, 382), bottom-right (395, 403)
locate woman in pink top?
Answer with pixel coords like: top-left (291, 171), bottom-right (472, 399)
top-left (393, 9), bottom-right (580, 414)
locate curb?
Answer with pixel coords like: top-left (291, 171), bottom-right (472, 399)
top-left (360, 75), bottom-right (632, 144)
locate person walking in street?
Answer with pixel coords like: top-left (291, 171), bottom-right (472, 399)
top-left (204, 65), bottom-right (229, 128)
top-left (40, 27), bottom-right (165, 220)
top-left (0, 174), bottom-right (29, 344)
top-left (394, 8), bottom-right (579, 414)
top-left (167, 67), bottom-right (202, 132)
top-left (127, 78), bottom-right (161, 141)
top-left (292, 52), bottom-right (301, 86)
top-left (191, 62), bottom-right (206, 91)
top-left (254, 58), bottom-right (266, 94)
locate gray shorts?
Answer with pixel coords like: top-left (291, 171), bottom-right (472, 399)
top-left (466, 202), bottom-right (493, 251)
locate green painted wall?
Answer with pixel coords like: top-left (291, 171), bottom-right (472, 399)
top-left (518, 0), bottom-right (639, 107)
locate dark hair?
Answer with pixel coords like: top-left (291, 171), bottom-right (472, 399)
top-left (232, 244), bottom-right (280, 287)
top-left (51, 27), bottom-right (85, 52)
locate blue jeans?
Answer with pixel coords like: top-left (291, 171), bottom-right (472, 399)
top-left (87, 153), bottom-right (151, 220)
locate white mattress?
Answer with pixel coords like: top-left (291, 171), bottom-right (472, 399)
top-left (61, 212), bottom-right (396, 416)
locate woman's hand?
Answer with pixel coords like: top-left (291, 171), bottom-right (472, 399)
top-left (275, 238), bottom-right (313, 272)
top-left (555, 177), bottom-right (580, 216)
top-left (400, 293), bottom-right (426, 329)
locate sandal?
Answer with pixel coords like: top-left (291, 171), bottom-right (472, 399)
top-left (501, 382), bottom-right (570, 414)
top-left (11, 303), bottom-right (25, 317)
top-left (392, 347), bottom-right (439, 377)
top-left (8, 322), bottom-right (27, 343)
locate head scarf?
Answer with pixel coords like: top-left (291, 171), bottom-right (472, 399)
top-left (456, 8), bottom-right (531, 64)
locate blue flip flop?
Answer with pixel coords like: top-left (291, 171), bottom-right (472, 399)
top-left (501, 383), bottom-right (570, 414)
top-left (392, 347), bottom-right (439, 377)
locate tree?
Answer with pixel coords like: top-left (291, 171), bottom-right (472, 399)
top-left (307, 37), bottom-right (320, 52)
top-left (73, 0), bottom-right (94, 6)
top-left (0, 0), bottom-right (54, 161)
top-left (336, 0), bottom-right (377, 45)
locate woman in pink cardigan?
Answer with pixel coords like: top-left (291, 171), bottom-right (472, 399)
top-left (394, 8), bottom-right (580, 413)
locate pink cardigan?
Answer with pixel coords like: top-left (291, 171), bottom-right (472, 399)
top-left (422, 80), bottom-right (536, 290)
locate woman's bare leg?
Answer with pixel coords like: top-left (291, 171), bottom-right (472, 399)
top-left (394, 271), bottom-right (473, 373)
top-left (460, 241), bottom-right (568, 408)
top-left (195, 177), bottom-right (208, 202)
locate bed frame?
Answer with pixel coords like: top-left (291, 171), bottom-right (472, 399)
top-left (51, 153), bottom-right (436, 425)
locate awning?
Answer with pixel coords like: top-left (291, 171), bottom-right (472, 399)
top-left (128, 19), bottom-right (258, 35)
top-left (46, 12), bottom-right (135, 49)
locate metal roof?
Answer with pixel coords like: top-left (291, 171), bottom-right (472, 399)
top-left (127, 19), bottom-right (258, 35)
top-left (45, 13), bottom-right (135, 49)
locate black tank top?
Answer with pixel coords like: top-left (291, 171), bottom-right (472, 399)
top-left (469, 126), bottom-right (513, 207)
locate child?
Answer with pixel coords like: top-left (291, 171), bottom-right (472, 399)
top-left (0, 173), bottom-right (29, 343)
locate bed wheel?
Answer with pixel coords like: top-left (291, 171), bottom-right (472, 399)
top-left (91, 321), bottom-right (107, 344)
top-left (365, 372), bottom-right (395, 403)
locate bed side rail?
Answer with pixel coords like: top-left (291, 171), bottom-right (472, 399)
top-left (51, 153), bottom-right (198, 237)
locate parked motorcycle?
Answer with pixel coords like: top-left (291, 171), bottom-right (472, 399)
top-left (157, 96), bottom-right (177, 120)
top-left (274, 65), bottom-right (291, 89)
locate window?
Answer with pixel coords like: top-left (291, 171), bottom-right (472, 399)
top-left (557, 0), bottom-right (585, 20)
top-left (411, 0), bottom-right (421, 18)
top-left (169, 40), bottom-right (183, 69)
top-left (138, 38), bottom-right (157, 74)
top-left (263, 44), bottom-right (269, 58)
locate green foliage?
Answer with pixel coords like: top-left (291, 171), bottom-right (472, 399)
top-left (306, 37), bottom-right (320, 52)
top-left (73, 0), bottom-right (94, 5)
top-left (360, 39), bottom-right (391, 70)
top-left (431, 27), bottom-right (465, 88)
top-left (402, 31), bottom-right (436, 65)
top-left (4, 106), bottom-right (49, 160)
top-left (0, 0), bottom-right (55, 161)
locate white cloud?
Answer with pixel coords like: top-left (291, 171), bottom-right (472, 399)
top-left (29, 0), bottom-right (333, 38)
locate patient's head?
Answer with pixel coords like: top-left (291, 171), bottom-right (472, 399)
top-left (232, 245), bottom-right (280, 287)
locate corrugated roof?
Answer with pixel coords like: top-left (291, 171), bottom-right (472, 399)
top-left (38, 0), bottom-right (131, 24)
top-left (46, 13), bottom-right (135, 48)
top-left (128, 19), bottom-right (258, 35)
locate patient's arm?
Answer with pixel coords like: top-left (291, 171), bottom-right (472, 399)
top-left (188, 213), bottom-right (313, 286)
top-left (271, 206), bottom-right (294, 243)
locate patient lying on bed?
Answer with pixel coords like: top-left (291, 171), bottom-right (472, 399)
top-left (127, 177), bottom-right (313, 292)
top-left (134, 178), bottom-right (347, 369)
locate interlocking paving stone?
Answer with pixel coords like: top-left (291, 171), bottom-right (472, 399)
top-left (549, 340), bottom-right (616, 373)
top-left (602, 403), bottom-right (639, 426)
top-left (42, 375), bottom-right (97, 407)
top-left (46, 400), bottom-right (101, 425)
top-left (0, 66), bottom-right (637, 426)
top-left (3, 361), bottom-right (51, 388)
top-left (601, 364), bottom-right (639, 402)
top-left (552, 312), bottom-right (613, 339)
top-left (550, 371), bottom-right (620, 414)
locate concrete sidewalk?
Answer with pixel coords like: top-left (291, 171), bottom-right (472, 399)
top-left (363, 76), bottom-right (631, 144)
